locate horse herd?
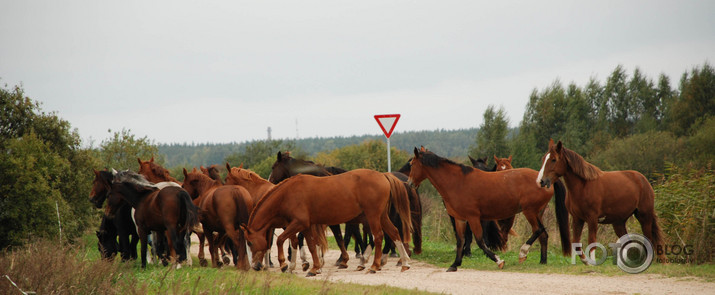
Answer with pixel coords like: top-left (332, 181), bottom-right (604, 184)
top-left (90, 139), bottom-right (666, 277)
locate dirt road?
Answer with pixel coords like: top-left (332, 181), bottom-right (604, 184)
top-left (189, 235), bottom-right (713, 295)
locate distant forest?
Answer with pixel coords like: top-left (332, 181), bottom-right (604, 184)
top-left (157, 128), bottom-right (507, 167)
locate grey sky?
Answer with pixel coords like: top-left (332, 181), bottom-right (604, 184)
top-left (2, 1), bottom-right (713, 145)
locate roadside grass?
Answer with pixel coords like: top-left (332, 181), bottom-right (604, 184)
top-left (0, 234), bottom-right (435, 295)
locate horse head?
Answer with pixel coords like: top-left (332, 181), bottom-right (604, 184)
top-left (537, 139), bottom-right (566, 188)
top-left (90, 169), bottom-right (113, 208)
top-left (494, 155), bottom-right (513, 171)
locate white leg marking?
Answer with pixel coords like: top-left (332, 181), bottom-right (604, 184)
top-left (289, 245), bottom-right (298, 272)
top-left (396, 243), bottom-right (411, 268)
top-left (519, 244), bottom-right (531, 259)
top-left (536, 153), bottom-right (550, 185)
top-left (300, 245), bottom-right (308, 264)
top-left (361, 245), bottom-right (373, 267)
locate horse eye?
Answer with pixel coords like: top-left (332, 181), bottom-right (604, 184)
top-left (551, 159), bottom-right (556, 162)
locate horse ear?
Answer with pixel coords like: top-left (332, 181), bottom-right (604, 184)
top-left (493, 155), bottom-right (498, 162)
top-left (192, 167), bottom-right (197, 173)
top-left (556, 141), bottom-right (563, 153)
top-left (239, 163), bottom-right (243, 169)
top-left (413, 147), bottom-right (419, 157)
top-left (94, 169), bottom-right (100, 176)
top-left (226, 162), bottom-right (231, 172)
top-left (277, 151), bottom-right (282, 161)
top-left (419, 146), bottom-right (426, 152)
top-left (549, 138), bottom-right (555, 148)
top-left (150, 157), bottom-right (154, 163)
top-left (200, 166), bottom-right (207, 173)
top-left (137, 158), bottom-right (142, 165)
top-left (468, 155), bottom-right (477, 165)
top-left (183, 168), bottom-right (188, 177)
top-left (508, 155), bottom-right (512, 162)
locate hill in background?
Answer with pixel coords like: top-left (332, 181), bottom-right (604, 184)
top-left (158, 128), bottom-right (484, 167)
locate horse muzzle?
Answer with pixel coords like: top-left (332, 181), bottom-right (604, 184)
top-left (539, 178), bottom-right (552, 188)
top-left (406, 179), bottom-right (418, 189)
top-left (252, 261), bottom-right (264, 271)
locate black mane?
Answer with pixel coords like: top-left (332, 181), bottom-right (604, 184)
top-left (419, 151), bottom-right (474, 175)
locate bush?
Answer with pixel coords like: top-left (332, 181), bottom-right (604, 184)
top-left (654, 165), bottom-right (714, 263)
top-left (589, 131), bottom-right (683, 180)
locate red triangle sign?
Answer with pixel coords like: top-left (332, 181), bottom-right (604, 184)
top-left (374, 114), bottom-right (401, 138)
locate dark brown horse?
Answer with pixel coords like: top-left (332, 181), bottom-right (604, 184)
top-left (90, 169), bottom-right (139, 261)
top-left (536, 139), bottom-right (666, 263)
top-left (408, 147), bottom-right (569, 271)
top-left (242, 169), bottom-right (413, 276)
top-left (182, 168), bottom-right (253, 270)
top-left (107, 170), bottom-right (199, 268)
top-left (201, 165), bottom-right (223, 184)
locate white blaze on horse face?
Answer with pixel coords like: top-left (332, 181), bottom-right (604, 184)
top-left (536, 153), bottom-right (551, 186)
top-left (501, 165), bottom-right (506, 170)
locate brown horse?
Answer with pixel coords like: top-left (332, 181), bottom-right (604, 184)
top-left (107, 170), bottom-right (198, 268)
top-left (536, 139), bottom-right (666, 263)
top-left (182, 168), bottom-right (253, 270)
top-left (138, 157), bottom-right (180, 184)
top-left (242, 169), bottom-right (413, 276)
top-left (494, 155), bottom-right (513, 171)
top-left (268, 152), bottom-right (370, 270)
top-left (201, 165), bottom-right (223, 184)
top-left (408, 147), bottom-right (569, 271)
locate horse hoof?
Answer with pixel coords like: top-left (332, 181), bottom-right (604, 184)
top-left (396, 261), bottom-right (402, 267)
top-left (401, 265), bottom-right (410, 272)
top-left (302, 262), bottom-right (310, 272)
top-left (368, 269), bottom-right (376, 274)
top-left (355, 253), bottom-right (363, 259)
top-left (519, 256), bottom-right (527, 263)
top-left (389, 253), bottom-right (399, 258)
top-left (306, 272), bottom-right (317, 277)
top-left (222, 256), bottom-right (231, 265)
top-left (498, 261), bottom-right (505, 269)
top-left (281, 264), bottom-right (288, 273)
top-left (338, 264), bottom-right (348, 269)
top-left (356, 265), bottom-right (365, 271)
top-left (446, 266), bottom-right (458, 272)
top-left (199, 259), bottom-right (208, 267)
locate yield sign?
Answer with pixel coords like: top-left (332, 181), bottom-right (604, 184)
top-left (374, 114), bottom-right (401, 138)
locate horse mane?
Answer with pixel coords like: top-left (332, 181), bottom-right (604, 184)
top-left (419, 151), bottom-right (474, 175)
top-left (114, 170), bottom-right (158, 189)
top-left (231, 167), bottom-right (270, 185)
top-left (149, 162), bottom-right (178, 182)
top-left (562, 148), bottom-right (604, 180)
top-left (248, 176), bottom-right (295, 222)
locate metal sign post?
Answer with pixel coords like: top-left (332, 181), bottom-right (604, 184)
top-left (374, 114), bottom-right (401, 172)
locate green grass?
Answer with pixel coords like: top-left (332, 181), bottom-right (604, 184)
top-left (0, 234), bottom-right (436, 295)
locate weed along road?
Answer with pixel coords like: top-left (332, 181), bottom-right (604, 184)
top-left (189, 234), bottom-right (713, 295)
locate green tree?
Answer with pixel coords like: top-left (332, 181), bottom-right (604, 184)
top-left (605, 65), bottom-right (633, 137)
top-left (224, 139), bottom-right (304, 174)
top-left (469, 105), bottom-right (510, 161)
top-left (97, 128), bottom-right (159, 171)
top-left (313, 140), bottom-right (409, 172)
top-left (668, 62), bottom-right (715, 136)
top-left (0, 83), bottom-right (96, 248)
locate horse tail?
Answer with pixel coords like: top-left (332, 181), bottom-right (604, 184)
top-left (482, 220), bottom-right (507, 251)
top-left (179, 189), bottom-right (199, 233)
top-left (385, 173), bottom-right (412, 243)
top-left (404, 182), bottom-right (423, 254)
top-left (553, 180), bottom-right (571, 256)
top-left (310, 224), bottom-right (329, 257)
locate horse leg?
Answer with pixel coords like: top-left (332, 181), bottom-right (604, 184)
top-left (228, 228), bottom-right (249, 270)
top-left (196, 232), bottom-right (208, 267)
top-left (329, 224), bottom-right (349, 269)
top-left (612, 222), bottom-right (628, 238)
top-left (446, 219), bottom-right (467, 272)
top-left (518, 211), bottom-right (546, 263)
top-left (585, 219), bottom-right (599, 264)
top-left (302, 229), bottom-right (322, 277)
top-left (277, 222), bottom-right (304, 273)
top-left (498, 216), bottom-right (516, 243)
top-left (206, 230), bottom-right (220, 268)
top-left (138, 228), bottom-right (149, 268)
top-left (297, 233), bottom-right (310, 271)
top-left (287, 235), bottom-right (299, 273)
top-left (380, 212), bottom-right (411, 272)
top-left (468, 218), bottom-right (504, 269)
top-left (571, 218), bottom-right (587, 264)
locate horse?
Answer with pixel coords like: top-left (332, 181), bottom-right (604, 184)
top-left (182, 168), bottom-right (253, 270)
top-left (408, 147), bottom-right (569, 271)
top-left (536, 139), bottom-right (666, 263)
top-left (137, 160), bottom-right (209, 266)
top-left (268, 152), bottom-right (369, 270)
top-left (201, 165), bottom-right (223, 184)
top-left (242, 169), bottom-right (413, 276)
top-left (138, 157), bottom-right (180, 184)
top-left (106, 170), bottom-right (199, 268)
top-left (494, 155), bottom-right (513, 171)
top-left (90, 169), bottom-right (139, 261)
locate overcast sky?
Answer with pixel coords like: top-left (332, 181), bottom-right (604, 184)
top-left (2, 1), bottom-right (713, 145)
